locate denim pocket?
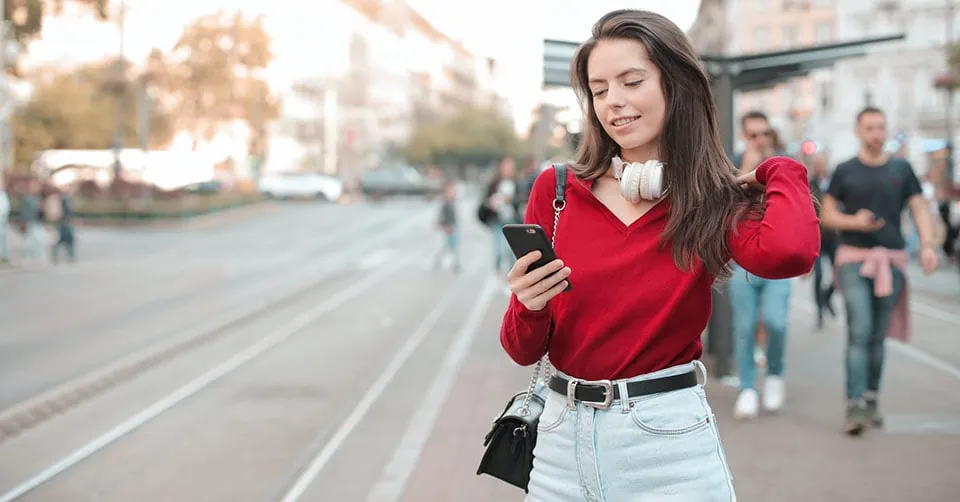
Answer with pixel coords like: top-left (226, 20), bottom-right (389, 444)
top-left (630, 386), bottom-right (712, 436)
top-left (537, 390), bottom-right (568, 433)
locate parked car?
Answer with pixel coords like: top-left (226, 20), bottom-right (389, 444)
top-left (257, 172), bottom-right (344, 201)
top-left (358, 165), bottom-right (442, 199)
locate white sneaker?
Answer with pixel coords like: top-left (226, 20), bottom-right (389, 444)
top-left (734, 389), bottom-right (759, 420)
top-left (763, 376), bottom-right (785, 412)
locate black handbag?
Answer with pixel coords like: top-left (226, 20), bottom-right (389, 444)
top-left (476, 164), bottom-right (568, 492)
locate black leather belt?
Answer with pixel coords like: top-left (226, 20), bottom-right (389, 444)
top-left (548, 371), bottom-right (699, 410)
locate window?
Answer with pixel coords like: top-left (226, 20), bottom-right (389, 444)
top-left (815, 22), bottom-right (832, 43)
top-left (782, 24), bottom-right (798, 48)
top-left (754, 27), bottom-right (770, 49)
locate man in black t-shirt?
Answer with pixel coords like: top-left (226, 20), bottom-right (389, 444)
top-left (822, 106), bottom-right (939, 437)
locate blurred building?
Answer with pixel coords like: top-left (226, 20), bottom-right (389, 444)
top-left (267, 0), bottom-right (505, 177)
top-left (821, 0), bottom-right (957, 171)
top-left (725, 0), bottom-right (838, 152)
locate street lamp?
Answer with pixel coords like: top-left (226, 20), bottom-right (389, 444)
top-left (111, 0), bottom-right (127, 184)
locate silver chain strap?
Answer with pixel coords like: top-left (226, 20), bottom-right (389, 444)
top-left (517, 197), bottom-right (565, 417)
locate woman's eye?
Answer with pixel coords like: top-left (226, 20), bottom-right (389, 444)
top-left (625, 80), bottom-right (643, 87)
top-left (592, 89), bottom-right (607, 97)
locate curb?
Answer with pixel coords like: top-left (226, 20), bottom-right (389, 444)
top-left (73, 201), bottom-right (277, 230)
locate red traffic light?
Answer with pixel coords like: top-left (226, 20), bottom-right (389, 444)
top-left (800, 140), bottom-right (817, 156)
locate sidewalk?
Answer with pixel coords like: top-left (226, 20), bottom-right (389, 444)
top-left (398, 283), bottom-right (960, 501)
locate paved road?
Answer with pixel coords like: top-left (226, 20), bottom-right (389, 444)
top-left (0, 197), bottom-right (958, 501)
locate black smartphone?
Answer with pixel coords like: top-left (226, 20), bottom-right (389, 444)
top-left (501, 223), bottom-right (572, 291)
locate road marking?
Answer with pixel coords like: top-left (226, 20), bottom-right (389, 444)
top-left (0, 250), bottom-right (420, 502)
top-left (366, 277), bottom-right (497, 502)
top-left (357, 248), bottom-right (396, 271)
top-left (279, 276), bottom-right (495, 502)
top-left (792, 300), bottom-right (960, 382)
top-left (911, 300), bottom-right (960, 325)
top-left (887, 340), bottom-right (960, 381)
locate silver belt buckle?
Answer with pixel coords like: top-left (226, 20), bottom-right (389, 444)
top-left (578, 379), bottom-right (615, 410)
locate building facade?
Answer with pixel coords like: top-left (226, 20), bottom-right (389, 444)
top-left (266, 0), bottom-right (502, 176)
top-left (822, 0), bottom-right (957, 171)
top-left (726, 0), bottom-right (838, 152)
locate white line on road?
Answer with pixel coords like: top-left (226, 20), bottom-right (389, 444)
top-left (887, 339), bottom-right (960, 381)
top-left (792, 300), bottom-right (960, 382)
top-left (911, 300), bottom-right (960, 325)
top-left (0, 250), bottom-right (420, 502)
top-left (366, 277), bottom-right (497, 502)
top-left (279, 276), bottom-right (496, 502)
top-left (357, 248), bottom-right (397, 271)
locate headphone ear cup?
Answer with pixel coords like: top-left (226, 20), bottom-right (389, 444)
top-left (620, 163), bottom-right (642, 203)
top-left (643, 160), bottom-right (663, 200)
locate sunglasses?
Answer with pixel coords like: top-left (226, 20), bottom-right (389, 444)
top-left (747, 130), bottom-right (773, 140)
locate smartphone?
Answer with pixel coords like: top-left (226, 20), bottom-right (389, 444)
top-left (501, 224), bottom-right (572, 291)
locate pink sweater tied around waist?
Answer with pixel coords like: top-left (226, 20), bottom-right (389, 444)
top-left (834, 245), bottom-right (911, 342)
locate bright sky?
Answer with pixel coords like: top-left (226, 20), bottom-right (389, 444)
top-left (23, 0), bottom-right (702, 133)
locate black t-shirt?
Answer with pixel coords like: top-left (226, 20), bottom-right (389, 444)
top-left (826, 157), bottom-right (922, 250)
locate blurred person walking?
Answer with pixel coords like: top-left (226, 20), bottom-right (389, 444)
top-left (19, 179), bottom-right (45, 268)
top-left (808, 153), bottom-right (838, 329)
top-left (493, 10), bottom-right (818, 500)
top-left (433, 180), bottom-right (460, 273)
top-left (480, 157), bottom-right (518, 274)
top-left (0, 172), bottom-right (9, 265)
top-left (729, 112), bottom-right (795, 419)
top-left (821, 106), bottom-right (940, 436)
top-left (50, 188), bottom-right (77, 264)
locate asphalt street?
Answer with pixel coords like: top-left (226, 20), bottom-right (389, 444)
top-left (0, 195), bottom-right (958, 501)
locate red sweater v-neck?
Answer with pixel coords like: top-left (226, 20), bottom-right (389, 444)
top-left (499, 157), bottom-right (820, 380)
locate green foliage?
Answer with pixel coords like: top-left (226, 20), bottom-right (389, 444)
top-left (948, 43), bottom-right (960, 75)
top-left (11, 61), bottom-right (173, 169)
top-left (405, 106), bottom-right (520, 167)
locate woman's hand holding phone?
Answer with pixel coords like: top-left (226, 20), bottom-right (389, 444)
top-left (507, 251), bottom-right (572, 312)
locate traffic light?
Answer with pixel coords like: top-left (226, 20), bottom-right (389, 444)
top-left (800, 140), bottom-right (817, 156)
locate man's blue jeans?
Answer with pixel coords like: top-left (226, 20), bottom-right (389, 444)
top-left (729, 267), bottom-right (792, 391)
top-left (836, 263), bottom-right (904, 401)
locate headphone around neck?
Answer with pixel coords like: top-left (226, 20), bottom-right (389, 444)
top-left (611, 156), bottom-right (665, 203)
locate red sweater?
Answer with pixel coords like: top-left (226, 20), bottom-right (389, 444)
top-left (499, 156), bottom-right (820, 380)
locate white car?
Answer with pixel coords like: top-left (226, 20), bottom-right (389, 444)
top-left (258, 172), bottom-right (344, 202)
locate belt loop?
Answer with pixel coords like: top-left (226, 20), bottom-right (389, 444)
top-left (618, 380), bottom-right (630, 414)
top-left (694, 360), bottom-right (707, 387)
top-left (566, 379), bottom-right (579, 410)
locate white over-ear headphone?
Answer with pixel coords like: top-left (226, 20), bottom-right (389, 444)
top-left (611, 156), bottom-right (665, 203)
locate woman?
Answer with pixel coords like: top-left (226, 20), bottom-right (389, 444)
top-left (485, 157), bottom-right (518, 273)
top-left (499, 9), bottom-right (819, 500)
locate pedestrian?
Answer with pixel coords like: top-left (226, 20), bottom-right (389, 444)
top-left (0, 172), bottom-right (9, 265)
top-left (808, 152), bottom-right (839, 329)
top-left (822, 106), bottom-right (940, 436)
top-left (19, 179), bottom-right (45, 268)
top-left (433, 179), bottom-right (460, 273)
top-left (481, 157), bottom-right (517, 274)
top-left (496, 9), bottom-right (819, 500)
top-left (50, 188), bottom-right (77, 264)
top-left (728, 112), bottom-right (795, 420)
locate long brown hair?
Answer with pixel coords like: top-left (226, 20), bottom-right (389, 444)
top-left (570, 9), bottom-right (760, 281)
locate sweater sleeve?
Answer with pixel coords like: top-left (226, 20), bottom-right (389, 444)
top-left (728, 156), bottom-right (821, 279)
top-left (499, 167), bottom-right (557, 366)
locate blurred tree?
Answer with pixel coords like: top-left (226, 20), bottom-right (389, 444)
top-left (2, 0), bottom-right (110, 75)
top-left (10, 60), bottom-right (173, 170)
top-left (160, 11), bottom-right (280, 149)
top-left (405, 106), bottom-right (520, 169)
